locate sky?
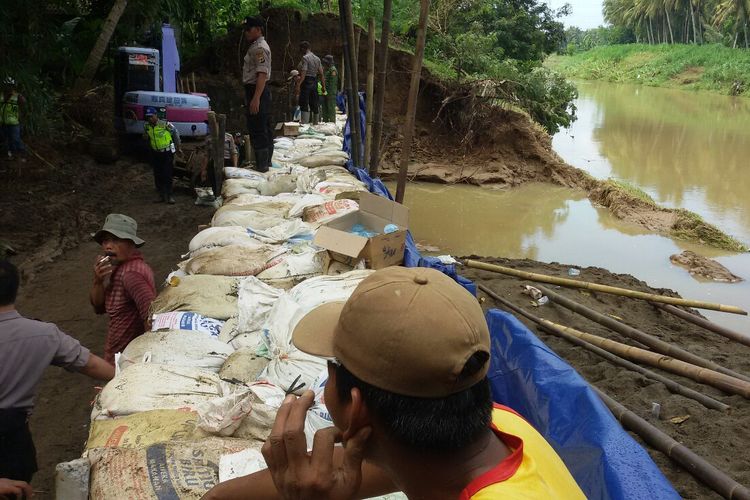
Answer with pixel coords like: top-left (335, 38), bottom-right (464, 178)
top-left (544, 0), bottom-right (606, 29)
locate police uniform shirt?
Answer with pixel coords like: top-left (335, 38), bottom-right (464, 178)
top-left (301, 51), bottom-right (322, 79)
top-left (243, 36), bottom-right (272, 85)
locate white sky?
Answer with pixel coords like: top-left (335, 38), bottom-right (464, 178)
top-left (545, 0), bottom-right (606, 29)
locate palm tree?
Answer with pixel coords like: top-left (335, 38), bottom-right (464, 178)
top-left (714, 0), bottom-right (750, 47)
top-left (74, 0), bottom-right (129, 93)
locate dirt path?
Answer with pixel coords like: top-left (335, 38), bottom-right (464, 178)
top-left (463, 256), bottom-right (750, 499)
top-left (8, 155), bottom-right (214, 498)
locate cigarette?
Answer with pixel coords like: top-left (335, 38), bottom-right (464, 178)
top-left (98, 256), bottom-right (110, 264)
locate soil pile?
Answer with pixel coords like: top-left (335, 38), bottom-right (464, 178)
top-left (462, 256), bottom-right (750, 499)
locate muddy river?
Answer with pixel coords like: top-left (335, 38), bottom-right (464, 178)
top-left (391, 81), bottom-right (750, 331)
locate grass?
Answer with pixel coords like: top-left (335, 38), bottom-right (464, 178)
top-left (546, 44), bottom-right (750, 96)
top-left (605, 179), bottom-right (657, 206)
top-left (670, 209), bottom-right (749, 252)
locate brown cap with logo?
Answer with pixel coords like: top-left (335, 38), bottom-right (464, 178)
top-left (292, 267), bottom-right (491, 398)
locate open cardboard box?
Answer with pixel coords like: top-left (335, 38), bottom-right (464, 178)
top-left (314, 191), bottom-right (409, 269)
top-left (275, 121), bottom-right (300, 137)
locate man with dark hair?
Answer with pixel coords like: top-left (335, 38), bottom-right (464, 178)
top-left (202, 267), bottom-right (585, 499)
top-left (242, 16), bottom-right (273, 173)
top-left (89, 214), bottom-right (156, 363)
top-left (0, 260), bottom-right (115, 483)
top-left (143, 108), bottom-right (182, 203)
top-left (295, 41), bottom-right (325, 125)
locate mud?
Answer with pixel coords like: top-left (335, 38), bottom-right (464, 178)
top-left (463, 256), bottom-right (750, 499)
top-left (670, 250), bottom-right (744, 283)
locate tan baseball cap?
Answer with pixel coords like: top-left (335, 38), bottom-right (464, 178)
top-left (293, 267), bottom-right (490, 398)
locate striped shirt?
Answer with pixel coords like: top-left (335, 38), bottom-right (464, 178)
top-left (103, 252), bottom-right (156, 362)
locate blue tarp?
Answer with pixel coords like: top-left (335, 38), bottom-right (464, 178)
top-left (339, 108), bottom-right (678, 500)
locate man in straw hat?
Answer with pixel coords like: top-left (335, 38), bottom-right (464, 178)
top-left (89, 214), bottom-right (156, 363)
top-left (202, 267), bottom-right (584, 499)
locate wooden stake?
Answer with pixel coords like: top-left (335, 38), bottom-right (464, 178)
top-left (596, 389), bottom-right (750, 500)
top-left (462, 259), bottom-right (747, 315)
top-left (653, 303), bottom-right (750, 347)
top-left (364, 17), bottom-right (376, 172)
top-left (545, 320), bottom-right (750, 399)
top-left (340, 0), bottom-right (362, 166)
top-left (369, 0), bottom-right (392, 176)
top-left (477, 284), bottom-right (730, 413)
top-left (535, 285), bottom-right (750, 383)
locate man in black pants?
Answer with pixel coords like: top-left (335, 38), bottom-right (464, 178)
top-left (295, 41), bottom-right (326, 125)
top-left (142, 108), bottom-right (181, 203)
top-left (242, 16), bottom-right (273, 173)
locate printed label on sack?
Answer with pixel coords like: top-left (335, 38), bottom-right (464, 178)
top-left (146, 444), bottom-right (218, 499)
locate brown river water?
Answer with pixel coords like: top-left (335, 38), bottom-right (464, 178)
top-left (389, 80), bottom-right (750, 331)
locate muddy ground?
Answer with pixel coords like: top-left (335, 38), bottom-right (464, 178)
top-left (463, 257), bottom-right (750, 499)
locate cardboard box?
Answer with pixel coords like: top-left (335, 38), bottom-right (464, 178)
top-left (314, 191), bottom-right (409, 269)
top-left (275, 121), bottom-right (300, 137)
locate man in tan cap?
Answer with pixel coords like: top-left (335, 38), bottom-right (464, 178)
top-left (89, 214), bottom-right (156, 363)
top-left (202, 267), bottom-right (584, 499)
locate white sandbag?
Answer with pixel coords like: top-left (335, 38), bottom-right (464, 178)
top-left (150, 275), bottom-right (239, 320)
top-left (289, 270), bottom-right (374, 311)
top-left (55, 458), bottom-right (89, 500)
top-left (293, 137), bottom-right (324, 147)
top-left (310, 149), bottom-right (349, 159)
top-left (258, 174), bottom-right (298, 196)
top-left (88, 438), bottom-right (260, 500)
top-left (188, 226), bottom-right (263, 256)
top-left (314, 180), bottom-right (368, 196)
top-left (303, 199), bottom-right (359, 225)
top-left (183, 244), bottom-right (286, 277)
top-left (219, 349), bottom-right (270, 384)
top-left (296, 169), bottom-right (329, 195)
top-left (246, 219), bottom-right (312, 244)
top-left (287, 193), bottom-right (328, 217)
top-left (298, 155), bottom-right (347, 168)
top-left (119, 330), bottom-right (235, 373)
top-left (256, 244), bottom-right (327, 285)
top-left (196, 383), bottom-right (285, 438)
top-left (224, 167), bottom-right (266, 180)
top-left (212, 210), bottom-right (289, 229)
top-left (92, 364), bottom-right (240, 420)
top-left (151, 311), bottom-right (224, 337)
top-left (219, 448), bottom-right (267, 483)
top-left (236, 277), bottom-right (285, 336)
top-left (305, 368), bottom-right (334, 450)
top-left (311, 123), bottom-right (340, 136)
top-left (221, 178), bottom-right (263, 200)
top-left (323, 135), bottom-right (344, 146)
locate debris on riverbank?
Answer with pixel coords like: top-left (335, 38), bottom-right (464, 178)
top-left (670, 251), bottom-right (744, 283)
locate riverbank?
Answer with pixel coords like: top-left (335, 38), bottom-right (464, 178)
top-left (547, 44), bottom-right (750, 96)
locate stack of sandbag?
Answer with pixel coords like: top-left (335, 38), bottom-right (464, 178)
top-left (181, 244), bottom-right (286, 277)
top-left (150, 275), bottom-right (240, 320)
top-left (118, 330), bottom-right (235, 373)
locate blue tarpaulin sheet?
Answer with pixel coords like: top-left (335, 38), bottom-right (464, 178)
top-left (339, 108), bottom-right (678, 499)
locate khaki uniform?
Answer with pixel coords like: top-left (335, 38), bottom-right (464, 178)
top-left (243, 36), bottom-right (272, 84)
top-left (242, 35), bottom-right (274, 165)
top-left (299, 51), bottom-right (323, 115)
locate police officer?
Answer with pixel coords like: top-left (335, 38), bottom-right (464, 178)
top-left (142, 108), bottom-right (181, 204)
top-left (242, 16), bottom-right (273, 173)
top-left (295, 41), bottom-right (325, 125)
top-left (1, 77), bottom-right (27, 161)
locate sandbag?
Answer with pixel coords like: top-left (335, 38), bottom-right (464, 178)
top-left (221, 178), bottom-right (263, 200)
top-left (314, 180), bottom-right (368, 197)
top-left (303, 199), bottom-right (359, 225)
top-left (289, 270), bottom-right (374, 311)
top-left (119, 330), bottom-right (235, 373)
top-left (296, 169), bottom-right (329, 195)
top-left (188, 227), bottom-right (262, 256)
top-left (224, 167), bottom-right (266, 180)
top-left (88, 438), bottom-right (260, 500)
top-left (219, 349), bottom-right (270, 384)
top-left (256, 244), bottom-right (328, 287)
top-left (212, 209), bottom-right (289, 230)
top-left (150, 275), bottom-right (239, 320)
top-left (287, 193), bottom-right (328, 218)
top-left (236, 276), bottom-right (285, 337)
top-left (258, 174), bottom-right (298, 196)
top-left (92, 364), bottom-right (240, 420)
top-left (151, 312), bottom-right (224, 337)
top-left (247, 219), bottom-right (312, 244)
top-left (183, 244), bottom-right (285, 277)
top-left (196, 383), bottom-right (285, 440)
top-left (293, 137), bottom-right (324, 148)
top-left (86, 409), bottom-right (208, 449)
top-left (298, 155), bottom-right (347, 168)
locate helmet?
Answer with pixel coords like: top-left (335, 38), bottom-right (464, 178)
top-left (3, 77), bottom-right (15, 86)
top-left (144, 106), bottom-right (158, 117)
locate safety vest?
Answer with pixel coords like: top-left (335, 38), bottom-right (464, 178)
top-left (144, 120), bottom-right (173, 151)
top-left (0, 94), bottom-right (19, 126)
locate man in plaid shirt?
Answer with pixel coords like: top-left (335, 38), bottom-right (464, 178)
top-left (89, 214), bottom-right (156, 363)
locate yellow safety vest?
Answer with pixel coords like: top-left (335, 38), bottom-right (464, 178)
top-left (0, 94), bottom-right (20, 126)
top-left (144, 120), bottom-right (173, 151)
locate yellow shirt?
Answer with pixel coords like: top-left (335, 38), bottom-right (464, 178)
top-left (461, 405), bottom-right (586, 499)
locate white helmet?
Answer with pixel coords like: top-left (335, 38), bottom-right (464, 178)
top-left (3, 77), bottom-right (15, 86)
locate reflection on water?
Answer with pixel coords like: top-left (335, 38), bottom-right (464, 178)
top-left (390, 181), bottom-right (750, 331)
top-left (553, 81), bottom-right (750, 242)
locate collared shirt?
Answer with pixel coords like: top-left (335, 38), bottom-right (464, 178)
top-left (300, 51), bottom-right (322, 79)
top-left (461, 404), bottom-right (585, 499)
top-left (243, 36), bottom-right (272, 84)
top-left (0, 310), bottom-right (90, 413)
top-left (103, 251), bottom-right (156, 363)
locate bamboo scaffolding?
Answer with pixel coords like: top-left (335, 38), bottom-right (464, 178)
top-left (477, 284), bottom-right (730, 412)
top-left (462, 259), bottom-right (747, 315)
top-left (596, 389), bottom-right (750, 500)
top-left (536, 285), bottom-right (750, 383)
top-left (653, 303), bottom-right (750, 348)
top-left (364, 17), bottom-right (376, 172)
top-left (369, 0), bottom-right (392, 176)
top-left (395, 0), bottom-right (430, 204)
top-left (546, 320), bottom-right (750, 399)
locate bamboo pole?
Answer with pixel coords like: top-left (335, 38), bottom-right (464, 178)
top-left (395, 0), bottom-right (430, 204)
top-left (369, 0), bottom-right (392, 177)
top-left (340, 54), bottom-right (346, 94)
top-left (364, 17), bottom-right (376, 172)
top-left (595, 388), bottom-right (750, 500)
top-left (545, 320), bottom-right (750, 399)
top-left (243, 134), bottom-right (253, 167)
top-left (339, 0), bottom-right (362, 167)
top-left (462, 259), bottom-right (747, 315)
top-left (477, 284), bottom-right (730, 412)
top-left (535, 285), bottom-right (750, 383)
top-left (653, 303), bottom-right (750, 348)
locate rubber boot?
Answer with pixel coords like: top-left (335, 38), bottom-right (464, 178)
top-left (300, 111), bottom-right (310, 124)
top-left (312, 112), bottom-right (319, 125)
top-left (254, 148), bottom-right (269, 173)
